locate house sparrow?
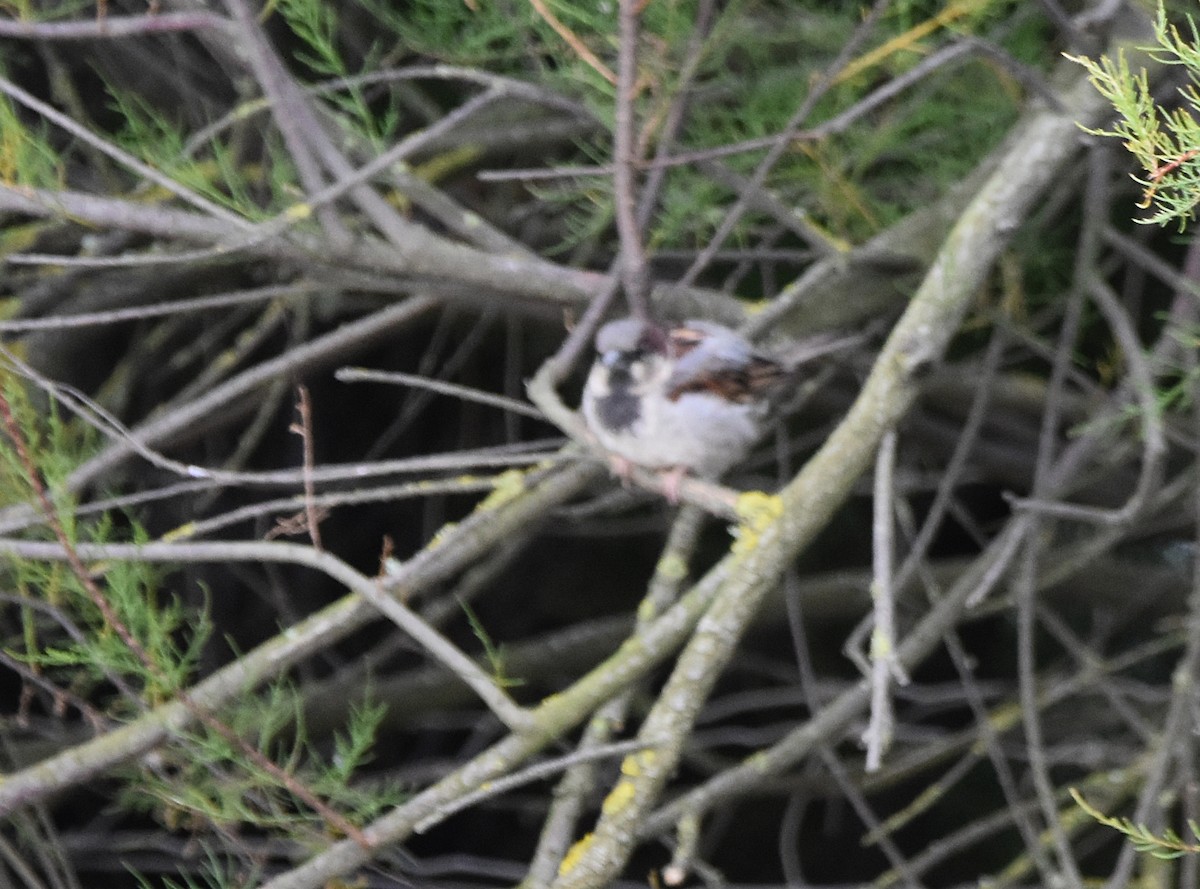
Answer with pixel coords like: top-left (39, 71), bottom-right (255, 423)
top-left (581, 316), bottom-right (788, 496)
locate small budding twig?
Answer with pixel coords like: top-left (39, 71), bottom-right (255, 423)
top-left (289, 384), bottom-right (324, 550)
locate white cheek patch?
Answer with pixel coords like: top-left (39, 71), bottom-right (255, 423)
top-left (588, 369), bottom-right (612, 397)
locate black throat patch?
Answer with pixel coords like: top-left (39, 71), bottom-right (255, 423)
top-left (595, 364), bottom-right (641, 432)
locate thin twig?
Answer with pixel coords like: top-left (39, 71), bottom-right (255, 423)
top-left (336, 367), bottom-right (544, 420)
top-left (166, 476), bottom-right (500, 541)
top-left (526, 0), bottom-right (616, 85)
top-left (289, 385), bottom-right (324, 550)
top-left (0, 11), bottom-right (229, 39)
top-left (613, 0), bottom-right (650, 317)
top-left (634, 0), bottom-right (717, 233)
top-left (862, 430), bottom-right (907, 772)
top-left (0, 284), bottom-right (313, 331)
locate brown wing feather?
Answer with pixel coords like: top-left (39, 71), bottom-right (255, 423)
top-left (667, 355), bottom-right (786, 403)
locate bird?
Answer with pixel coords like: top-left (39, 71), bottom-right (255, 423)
top-left (581, 316), bottom-right (788, 498)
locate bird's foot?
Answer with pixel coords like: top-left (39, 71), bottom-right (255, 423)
top-left (608, 454), bottom-right (636, 485)
top-left (659, 466), bottom-right (689, 504)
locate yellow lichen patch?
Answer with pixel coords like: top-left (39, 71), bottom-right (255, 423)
top-left (414, 145), bottom-right (483, 184)
top-left (637, 598), bottom-right (659, 623)
top-left (160, 522), bottom-right (196, 542)
top-left (601, 779), bottom-right (637, 815)
top-left (869, 625), bottom-right (892, 658)
top-left (0, 223), bottom-right (45, 258)
top-left (729, 526), bottom-right (754, 556)
top-left (325, 879), bottom-right (368, 889)
top-left (427, 521), bottom-right (459, 550)
top-left (620, 748), bottom-right (657, 778)
top-left (559, 833), bottom-right (594, 875)
top-left (735, 490), bottom-right (784, 524)
top-left (284, 202), bottom-right (312, 221)
top-left (730, 490), bottom-right (784, 556)
top-left (474, 469), bottom-right (527, 512)
top-left (747, 750), bottom-right (770, 773)
top-left (654, 552), bottom-right (688, 581)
